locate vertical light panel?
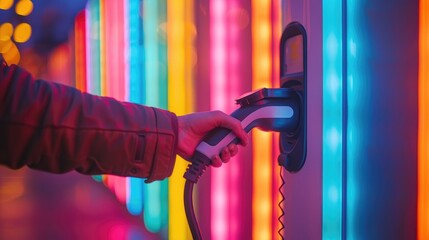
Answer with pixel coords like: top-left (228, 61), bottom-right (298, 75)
top-left (210, 1), bottom-right (229, 239)
top-left (74, 10), bottom-right (87, 92)
top-left (225, 1), bottom-right (242, 239)
top-left (126, 0), bottom-right (145, 217)
top-left (99, 0), bottom-right (107, 97)
top-left (144, 0), bottom-right (160, 107)
top-left (103, 0), bottom-right (127, 204)
top-left (104, 0), bottom-right (125, 100)
top-left (167, 0), bottom-right (193, 239)
top-left (252, 0), bottom-right (273, 239)
top-left (128, 0), bottom-right (145, 104)
top-left (419, 0), bottom-right (429, 239)
top-left (322, 0), bottom-right (343, 239)
top-left (86, 0), bottom-right (104, 183)
top-left (142, 0), bottom-right (167, 233)
top-left (346, 0), bottom-right (359, 239)
top-left (86, 0), bottom-right (101, 95)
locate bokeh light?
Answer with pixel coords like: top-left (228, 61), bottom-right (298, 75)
top-left (13, 22), bottom-right (32, 43)
top-left (0, 22), bottom-right (14, 40)
top-left (15, 0), bottom-right (34, 16)
top-left (0, 0), bottom-right (13, 10)
top-left (1, 40), bottom-right (20, 64)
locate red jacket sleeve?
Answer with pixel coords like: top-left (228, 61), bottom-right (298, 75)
top-left (0, 58), bottom-right (178, 182)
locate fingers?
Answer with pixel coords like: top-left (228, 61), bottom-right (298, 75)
top-left (214, 111), bottom-right (248, 146)
top-left (211, 143), bottom-right (239, 167)
top-left (211, 155), bottom-right (222, 167)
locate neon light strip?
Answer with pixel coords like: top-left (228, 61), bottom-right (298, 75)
top-left (227, 1), bottom-right (241, 238)
top-left (74, 10), bottom-right (87, 92)
top-left (210, 1), bottom-right (229, 239)
top-left (104, 0), bottom-right (125, 101)
top-left (86, 0), bottom-right (101, 95)
top-left (322, 0), bottom-right (343, 239)
top-left (128, 0), bottom-right (144, 105)
top-left (346, 0), bottom-right (359, 239)
top-left (184, 1), bottom-right (195, 110)
top-left (418, 0), bottom-right (429, 239)
top-left (123, 0), bottom-right (130, 102)
top-left (99, 0), bottom-right (106, 97)
top-left (126, 0), bottom-right (144, 216)
top-left (251, 0), bottom-right (273, 239)
top-left (99, 0), bottom-right (111, 188)
top-left (144, 0), bottom-right (159, 107)
top-left (102, 0), bottom-right (127, 204)
top-left (85, 0), bottom-right (104, 183)
top-left (142, 0), bottom-right (164, 233)
top-left (167, 0), bottom-right (191, 238)
top-left (157, 1), bottom-right (169, 232)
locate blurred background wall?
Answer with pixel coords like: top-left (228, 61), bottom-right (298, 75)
top-left (0, 0), bottom-right (428, 239)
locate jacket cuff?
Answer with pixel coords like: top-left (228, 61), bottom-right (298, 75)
top-left (144, 107), bottom-right (178, 183)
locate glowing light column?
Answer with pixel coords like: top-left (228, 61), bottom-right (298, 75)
top-left (167, 0), bottom-right (194, 238)
top-left (85, 0), bottom-right (104, 183)
top-left (418, 0), bottom-right (429, 239)
top-left (74, 10), bottom-right (87, 92)
top-left (126, 0), bottom-right (144, 217)
top-left (322, 0), bottom-right (343, 239)
top-left (224, 1), bottom-right (245, 239)
top-left (210, 1), bottom-right (229, 239)
top-left (251, 0), bottom-right (273, 239)
top-left (346, 0), bottom-right (360, 239)
top-left (142, 0), bottom-right (168, 233)
top-left (102, 0), bottom-right (127, 204)
top-left (86, 0), bottom-right (101, 96)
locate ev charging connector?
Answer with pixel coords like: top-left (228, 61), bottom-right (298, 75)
top-left (183, 22), bottom-right (307, 240)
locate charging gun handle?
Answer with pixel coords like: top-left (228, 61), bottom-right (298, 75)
top-left (184, 104), bottom-right (295, 183)
top-left (183, 119), bottom-right (242, 184)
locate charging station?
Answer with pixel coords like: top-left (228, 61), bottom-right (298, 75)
top-left (183, 21), bottom-right (308, 240)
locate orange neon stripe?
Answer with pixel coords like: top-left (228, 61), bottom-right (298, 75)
top-left (252, 0), bottom-right (273, 239)
top-left (74, 11), bottom-right (87, 92)
top-left (418, 0), bottom-right (429, 239)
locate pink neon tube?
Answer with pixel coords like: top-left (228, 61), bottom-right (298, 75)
top-left (210, 1), bottom-right (228, 239)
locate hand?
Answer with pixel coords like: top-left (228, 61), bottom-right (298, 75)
top-left (177, 111), bottom-right (248, 167)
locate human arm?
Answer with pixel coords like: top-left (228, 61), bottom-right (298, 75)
top-left (0, 59), bottom-right (177, 182)
top-left (0, 57), bottom-right (246, 181)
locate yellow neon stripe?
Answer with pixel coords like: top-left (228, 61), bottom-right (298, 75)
top-left (252, 0), bottom-right (273, 239)
top-left (418, 1), bottom-right (429, 239)
top-left (167, 0), bottom-right (193, 239)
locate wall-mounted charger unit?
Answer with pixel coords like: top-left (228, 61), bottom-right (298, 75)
top-left (278, 21), bottom-right (307, 172)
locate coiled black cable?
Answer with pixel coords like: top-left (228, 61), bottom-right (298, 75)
top-left (278, 167), bottom-right (286, 239)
